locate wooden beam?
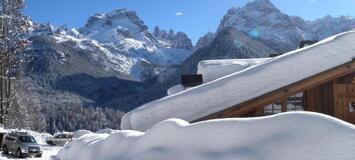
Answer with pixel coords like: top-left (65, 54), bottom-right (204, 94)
top-left (195, 61), bottom-right (355, 122)
top-left (281, 97), bottom-right (287, 112)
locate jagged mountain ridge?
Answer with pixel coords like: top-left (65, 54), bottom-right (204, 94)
top-left (77, 9), bottom-right (193, 81)
top-left (217, 0), bottom-right (355, 53)
top-left (153, 26), bottom-right (193, 50)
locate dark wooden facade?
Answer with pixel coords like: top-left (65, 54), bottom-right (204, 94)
top-left (196, 61), bottom-right (355, 124)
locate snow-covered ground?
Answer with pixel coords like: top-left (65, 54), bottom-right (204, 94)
top-left (2, 112), bottom-right (354, 160)
top-left (55, 112), bottom-right (355, 160)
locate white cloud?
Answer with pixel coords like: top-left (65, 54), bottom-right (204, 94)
top-left (175, 12), bottom-right (184, 16)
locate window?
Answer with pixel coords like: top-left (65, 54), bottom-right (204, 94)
top-left (349, 102), bottom-right (355, 112)
top-left (264, 93), bottom-right (304, 115)
top-left (286, 93), bottom-right (304, 112)
top-left (6, 136), bottom-right (15, 141)
top-left (55, 134), bottom-right (62, 139)
top-left (19, 136), bottom-right (36, 143)
top-left (264, 100), bottom-right (282, 115)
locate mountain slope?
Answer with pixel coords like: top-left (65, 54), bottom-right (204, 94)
top-left (217, 0), bottom-right (355, 53)
top-left (183, 27), bottom-right (276, 74)
top-left (17, 9), bottom-right (194, 133)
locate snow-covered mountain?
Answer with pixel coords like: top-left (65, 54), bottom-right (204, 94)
top-left (77, 9), bottom-right (193, 81)
top-left (183, 0), bottom-right (355, 73)
top-left (18, 9), bottom-right (194, 133)
top-left (217, 0), bottom-right (355, 52)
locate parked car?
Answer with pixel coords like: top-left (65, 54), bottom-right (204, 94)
top-left (46, 132), bottom-right (73, 146)
top-left (2, 132), bottom-right (42, 158)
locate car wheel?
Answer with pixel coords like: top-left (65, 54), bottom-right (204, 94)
top-left (36, 154), bottom-right (42, 158)
top-left (2, 146), bottom-right (8, 155)
top-left (16, 149), bottom-right (22, 158)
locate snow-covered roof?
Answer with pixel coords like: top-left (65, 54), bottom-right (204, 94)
top-left (167, 58), bottom-right (271, 96)
top-left (197, 58), bottom-right (271, 83)
top-left (167, 84), bottom-right (185, 96)
top-left (122, 30), bottom-right (355, 131)
top-left (59, 112), bottom-right (355, 160)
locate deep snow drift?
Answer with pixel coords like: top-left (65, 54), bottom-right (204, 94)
top-left (122, 30), bottom-right (355, 131)
top-left (56, 112), bottom-right (355, 160)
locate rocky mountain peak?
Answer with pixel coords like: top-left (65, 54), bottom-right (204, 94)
top-left (83, 9), bottom-right (147, 30)
top-left (153, 26), bottom-right (173, 40)
top-left (195, 32), bottom-right (215, 49)
top-left (168, 29), bottom-right (175, 37)
top-left (78, 8), bottom-right (152, 44)
top-left (217, 0), bottom-right (287, 33)
top-left (245, 0), bottom-right (278, 12)
top-left (172, 32), bottom-right (193, 50)
top-left (153, 26), bottom-right (193, 50)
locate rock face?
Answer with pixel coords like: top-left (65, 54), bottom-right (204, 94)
top-left (153, 26), bottom-right (193, 50)
top-left (171, 32), bottom-right (193, 49)
top-left (195, 32), bottom-right (215, 49)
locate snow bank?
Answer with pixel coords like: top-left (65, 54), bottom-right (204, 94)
top-left (73, 130), bottom-right (92, 138)
top-left (197, 58), bottom-right (271, 83)
top-left (95, 128), bottom-right (119, 134)
top-left (27, 130), bottom-right (53, 145)
top-left (73, 129), bottom-right (119, 138)
top-left (56, 112), bottom-right (355, 160)
top-left (122, 31), bottom-right (355, 131)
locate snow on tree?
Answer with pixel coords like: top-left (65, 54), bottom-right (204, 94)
top-left (0, 0), bottom-right (31, 127)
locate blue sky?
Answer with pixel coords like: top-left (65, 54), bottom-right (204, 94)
top-left (25, 0), bottom-right (355, 43)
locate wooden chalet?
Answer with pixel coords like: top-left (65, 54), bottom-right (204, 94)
top-left (195, 39), bottom-right (355, 124)
top-left (197, 40), bottom-right (355, 124)
top-left (197, 60), bottom-right (355, 124)
top-left (122, 31), bottom-right (355, 131)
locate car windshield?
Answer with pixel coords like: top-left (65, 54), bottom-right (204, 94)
top-left (19, 136), bottom-right (36, 143)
